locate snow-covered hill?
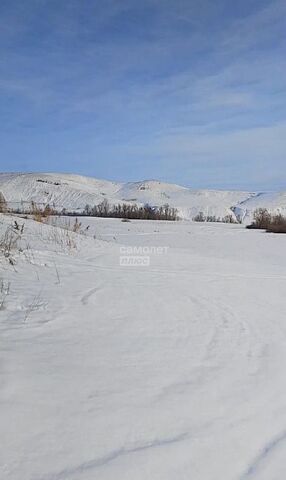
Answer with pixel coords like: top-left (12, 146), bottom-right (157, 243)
top-left (117, 180), bottom-right (252, 220)
top-left (1, 172), bottom-right (286, 221)
top-left (0, 172), bottom-right (122, 212)
top-left (234, 191), bottom-right (286, 223)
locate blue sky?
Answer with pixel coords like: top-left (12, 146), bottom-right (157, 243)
top-left (0, 0), bottom-right (285, 190)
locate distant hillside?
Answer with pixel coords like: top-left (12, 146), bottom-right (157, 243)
top-left (234, 192), bottom-right (286, 223)
top-left (1, 172), bottom-right (285, 222)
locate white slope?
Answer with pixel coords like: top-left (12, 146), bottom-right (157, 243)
top-left (0, 173), bottom-right (252, 220)
top-left (234, 191), bottom-right (286, 223)
top-left (118, 180), bottom-right (252, 220)
top-left (0, 172), bottom-right (122, 211)
top-left (1, 214), bottom-right (286, 480)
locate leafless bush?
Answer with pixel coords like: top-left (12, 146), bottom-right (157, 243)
top-left (0, 227), bottom-right (21, 264)
top-left (246, 208), bottom-right (272, 230)
top-left (266, 214), bottom-right (286, 233)
top-left (0, 221), bottom-right (25, 265)
top-left (222, 214), bottom-right (238, 224)
top-left (72, 217), bottom-right (82, 233)
top-left (193, 212), bottom-right (238, 223)
top-left (0, 280), bottom-right (10, 310)
top-left (247, 209), bottom-right (286, 233)
top-left (0, 192), bottom-right (7, 213)
top-left (193, 212), bottom-right (206, 222)
top-left (31, 202), bottom-right (55, 223)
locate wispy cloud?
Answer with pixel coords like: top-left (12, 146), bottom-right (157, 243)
top-left (0, 0), bottom-right (285, 189)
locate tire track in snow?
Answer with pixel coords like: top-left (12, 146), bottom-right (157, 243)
top-left (202, 297), bottom-right (270, 380)
top-left (81, 287), bottom-right (101, 306)
top-left (37, 432), bottom-right (188, 480)
top-left (154, 294), bottom-right (251, 403)
top-left (202, 297), bottom-right (250, 366)
top-left (87, 263), bottom-right (286, 282)
top-left (240, 429), bottom-right (286, 479)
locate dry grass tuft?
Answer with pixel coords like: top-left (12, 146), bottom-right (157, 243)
top-left (31, 202), bottom-right (55, 223)
top-left (0, 279), bottom-right (10, 310)
top-left (0, 221), bottom-right (25, 265)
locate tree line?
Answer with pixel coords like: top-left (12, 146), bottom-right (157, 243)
top-left (6, 199), bottom-right (179, 222)
top-left (82, 200), bottom-right (179, 221)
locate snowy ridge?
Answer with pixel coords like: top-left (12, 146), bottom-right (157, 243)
top-left (1, 172), bottom-right (286, 221)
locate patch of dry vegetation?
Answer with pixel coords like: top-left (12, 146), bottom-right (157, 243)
top-left (31, 202), bottom-right (55, 223)
top-left (193, 212), bottom-right (238, 223)
top-left (0, 279), bottom-right (10, 310)
top-left (45, 217), bottom-right (89, 250)
top-left (0, 192), bottom-right (7, 213)
top-left (247, 208), bottom-right (286, 233)
top-left (0, 222), bottom-right (25, 265)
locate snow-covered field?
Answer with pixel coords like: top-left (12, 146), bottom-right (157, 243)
top-left (1, 213), bottom-right (286, 480)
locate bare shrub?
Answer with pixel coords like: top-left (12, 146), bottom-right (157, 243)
top-left (0, 192), bottom-right (7, 213)
top-left (222, 214), bottom-right (238, 224)
top-left (193, 212), bottom-right (238, 224)
top-left (31, 202), bottom-right (55, 223)
top-left (0, 280), bottom-right (10, 310)
top-left (31, 202), bottom-right (43, 222)
top-left (266, 214), bottom-right (286, 234)
top-left (206, 215), bottom-right (218, 222)
top-left (72, 218), bottom-right (82, 233)
top-left (193, 212), bottom-right (206, 222)
top-left (0, 220), bottom-right (26, 265)
top-left (0, 226), bottom-right (22, 263)
top-left (247, 209), bottom-right (286, 233)
top-left (247, 208), bottom-right (272, 230)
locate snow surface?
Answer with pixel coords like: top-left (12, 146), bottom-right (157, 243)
top-left (1, 213), bottom-right (286, 479)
